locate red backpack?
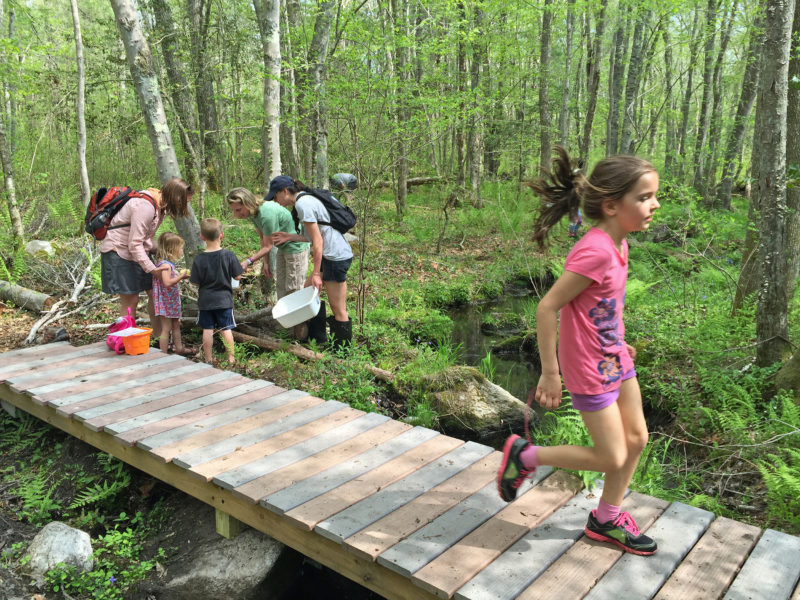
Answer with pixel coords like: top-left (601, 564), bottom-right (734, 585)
top-left (84, 187), bottom-right (156, 240)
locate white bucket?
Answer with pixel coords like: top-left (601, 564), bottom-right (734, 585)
top-left (271, 286), bottom-right (320, 328)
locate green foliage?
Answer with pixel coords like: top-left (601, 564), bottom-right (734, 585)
top-left (478, 350), bottom-right (496, 380)
top-left (537, 402), bottom-right (602, 488)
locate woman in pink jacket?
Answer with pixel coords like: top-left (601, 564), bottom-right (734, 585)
top-left (99, 178), bottom-right (193, 322)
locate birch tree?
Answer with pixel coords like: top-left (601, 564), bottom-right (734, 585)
top-left (538, 0), bottom-right (552, 169)
top-left (558, 0), bottom-right (575, 146)
top-left (691, 0), bottom-right (718, 193)
top-left (619, 8), bottom-right (648, 154)
top-left (254, 0), bottom-right (282, 183)
top-left (784, 0), bottom-right (800, 299)
top-left (578, 0), bottom-right (608, 164)
top-left (309, 0), bottom-right (335, 188)
top-left (70, 0), bottom-right (90, 209)
top-left (109, 0), bottom-right (203, 260)
top-left (0, 0), bottom-right (21, 249)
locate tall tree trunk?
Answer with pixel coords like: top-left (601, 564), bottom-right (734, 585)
top-left (662, 25), bottom-right (676, 175)
top-left (282, 0), bottom-right (301, 177)
top-left (578, 0), bottom-right (608, 164)
top-left (391, 0), bottom-right (409, 217)
top-left (785, 1), bottom-right (800, 300)
top-left (470, 4), bottom-right (485, 207)
top-left (691, 0), bottom-right (718, 193)
top-left (676, 6), bottom-right (701, 182)
top-left (538, 0), bottom-right (553, 169)
top-left (559, 0), bottom-right (575, 146)
top-left (70, 0), bottom-right (90, 209)
top-left (456, 1), bottom-right (466, 188)
top-left (109, 0), bottom-right (203, 260)
top-left (717, 15), bottom-right (762, 209)
top-left (5, 5), bottom-right (15, 157)
top-left (753, 0), bottom-right (795, 366)
top-left (309, 0), bottom-right (335, 188)
top-left (254, 0), bottom-right (282, 183)
top-left (619, 9), bottom-right (648, 154)
top-left (606, 2), bottom-right (629, 157)
top-left (0, 0), bottom-right (22, 249)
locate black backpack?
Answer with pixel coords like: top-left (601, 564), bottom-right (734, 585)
top-left (297, 189), bottom-right (357, 234)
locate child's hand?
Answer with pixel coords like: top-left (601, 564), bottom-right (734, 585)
top-left (533, 373), bottom-right (562, 410)
top-left (180, 269), bottom-right (190, 279)
top-left (626, 343), bottom-right (637, 360)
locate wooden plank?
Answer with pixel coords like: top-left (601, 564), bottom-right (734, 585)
top-left (0, 382), bottom-right (440, 600)
top-left (313, 440), bottom-right (489, 544)
top-left (723, 528), bottom-right (800, 600)
top-left (0, 342), bottom-right (108, 381)
top-left (583, 502), bottom-right (715, 600)
top-left (8, 351), bottom-right (160, 391)
top-left (102, 379), bottom-right (267, 435)
top-left (793, 580), bottom-right (800, 600)
top-left (0, 341), bottom-right (70, 363)
top-left (215, 509), bottom-right (246, 539)
top-left (71, 365), bottom-right (219, 421)
top-left (215, 411), bottom-right (393, 490)
top-left (654, 516), bottom-right (760, 600)
top-left (344, 452), bottom-right (502, 562)
top-left (377, 467), bottom-right (554, 578)
top-left (175, 400), bottom-right (354, 471)
top-left (285, 435), bottom-right (469, 532)
top-left (231, 418), bottom-right (411, 504)
top-left (454, 485), bottom-right (604, 600)
top-left (141, 389), bottom-right (314, 459)
top-left (262, 426), bottom-right (442, 515)
top-left (115, 384), bottom-right (285, 447)
top-left (78, 371), bottom-right (239, 430)
top-left (410, 470), bottom-right (582, 600)
top-left (32, 354), bottom-right (182, 403)
top-left (517, 492), bottom-right (667, 600)
top-left (51, 362), bottom-right (209, 414)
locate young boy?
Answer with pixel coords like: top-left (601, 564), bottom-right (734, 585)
top-left (190, 218), bottom-right (244, 364)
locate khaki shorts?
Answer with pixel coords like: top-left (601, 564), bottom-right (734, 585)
top-left (276, 248), bottom-right (309, 299)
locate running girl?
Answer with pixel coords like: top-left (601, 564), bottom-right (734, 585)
top-left (152, 232), bottom-right (193, 356)
top-left (498, 147), bottom-right (660, 555)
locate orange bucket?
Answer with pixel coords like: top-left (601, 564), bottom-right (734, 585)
top-left (122, 327), bottom-right (153, 355)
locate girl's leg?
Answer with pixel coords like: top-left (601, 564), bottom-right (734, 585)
top-left (145, 289), bottom-right (156, 325)
top-left (170, 318), bottom-right (185, 353)
top-left (324, 280), bottom-right (348, 321)
top-left (158, 317), bottom-right (171, 353)
top-left (202, 329), bottom-right (214, 362)
top-left (219, 329), bottom-right (235, 364)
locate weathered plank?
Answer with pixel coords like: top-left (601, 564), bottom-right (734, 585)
top-left (411, 470), bottom-right (582, 599)
top-left (723, 528), bottom-right (800, 600)
top-left (584, 502), bottom-right (715, 600)
top-left (175, 400), bottom-right (353, 471)
top-left (262, 426), bottom-right (442, 514)
top-left (214, 411), bottom-right (392, 490)
top-left (377, 467), bottom-right (553, 579)
top-left (314, 441), bottom-right (489, 544)
top-left (454, 485), bottom-right (605, 600)
top-left (516, 492), bottom-right (667, 600)
top-left (141, 389), bottom-right (313, 458)
top-left (72, 366), bottom-right (222, 421)
top-left (32, 354), bottom-right (182, 403)
top-left (0, 341), bottom-right (70, 363)
top-left (8, 352), bottom-right (158, 391)
top-left (185, 403), bottom-right (365, 482)
top-left (344, 452), bottom-right (501, 562)
top-left (230, 419), bottom-right (411, 504)
top-left (104, 379), bottom-right (270, 435)
top-left (0, 342), bottom-right (108, 381)
top-left (792, 581), bottom-right (800, 600)
top-left (115, 384), bottom-right (284, 447)
top-left (654, 516), bottom-right (760, 600)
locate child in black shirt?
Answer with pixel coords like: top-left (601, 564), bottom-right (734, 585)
top-left (190, 218), bottom-right (244, 364)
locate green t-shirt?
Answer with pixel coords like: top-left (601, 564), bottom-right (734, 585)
top-left (252, 201), bottom-right (309, 254)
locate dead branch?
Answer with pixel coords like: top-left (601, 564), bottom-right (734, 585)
top-left (24, 299), bottom-right (67, 345)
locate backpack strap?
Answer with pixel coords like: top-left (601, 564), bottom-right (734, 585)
top-left (107, 190), bottom-right (159, 231)
top-left (295, 191), bottom-right (332, 226)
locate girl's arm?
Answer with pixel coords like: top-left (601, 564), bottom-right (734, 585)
top-left (534, 270), bottom-right (593, 410)
top-left (301, 221), bottom-right (324, 291)
top-left (160, 267), bottom-right (188, 288)
top-left (242, 232), bottom-right (274, 274)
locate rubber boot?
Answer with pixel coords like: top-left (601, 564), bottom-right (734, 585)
top-left (307, 301), bottom-right (327, 345)
top-left (329, 317), bottom-right (352, 351)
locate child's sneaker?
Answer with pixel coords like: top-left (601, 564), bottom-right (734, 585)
top-left (497, 434), bottom-right (536, 502)
top-left (584, 510), bottom-right (657, 555)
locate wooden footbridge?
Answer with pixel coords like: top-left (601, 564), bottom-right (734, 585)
top-left (1, 341), bottom-right (799, 600)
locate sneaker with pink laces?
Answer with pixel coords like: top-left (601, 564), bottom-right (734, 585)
top-left (497, 434), bottom-right (536, 502)
top-left (584, 509), bottom-right (658, 555)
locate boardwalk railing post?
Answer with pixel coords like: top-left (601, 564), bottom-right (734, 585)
top-left (215, 508), bottom-right (246, 539)
top-left (1, 400), bottom-right (17, 417)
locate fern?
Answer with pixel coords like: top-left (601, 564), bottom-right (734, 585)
top-left (69, 478), bottom-right (129, 510)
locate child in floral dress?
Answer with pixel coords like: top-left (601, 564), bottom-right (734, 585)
top-left (153, 232), bottom-right (193, 355)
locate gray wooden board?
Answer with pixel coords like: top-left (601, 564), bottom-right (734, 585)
top-left (723, 528), bottom-right (800, 600)
top-left (173, 400), bottom-right (350, 469)
top-left (30, 355), bottom-right (182, 396)
top-left (454, 485), bottom-right (604, 600)
top-left (212, 411), bottom-right (389, 490)
top-left (0, 344), bottom-right (108, 378)
top-left (104, 379), bottom-right (273, 435)
top-left (7, 354), bottom-right (138, 385)
top-left (136, 388), bottom-right (308, 451)
top-left (73, 365), bottom-right (224, 421)
top-left (47, 358), bottom-right (194, 407)
top-left (0, 341), bottom-right (69, 359)
top-left (376, 467), bottom-right (554, 578)
top-left (315, 441), bottom-right (492, 544)
top-left (261, 426), bottom-right (443, 515)
top-left (584, 502), bottom-right (715, 600)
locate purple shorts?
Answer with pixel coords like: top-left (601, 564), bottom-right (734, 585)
top-left (569, 369), bottom-right (637, 412)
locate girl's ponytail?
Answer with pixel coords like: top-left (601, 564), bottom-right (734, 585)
top-left (528, 147), bottom-right (583, 249)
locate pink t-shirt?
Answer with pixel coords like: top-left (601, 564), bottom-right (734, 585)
top-left (558, 227), bottom-right (633, 395)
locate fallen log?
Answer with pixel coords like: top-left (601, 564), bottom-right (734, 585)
top-left (374, 176), bottom-right (446, 190)
top-left (233, 326), bottom-right (394, 383)
top-left (0, 280), bottom-right (54, 313)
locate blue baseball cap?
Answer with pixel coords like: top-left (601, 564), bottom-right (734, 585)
top-left (264, 175), bottom-right (294, 201)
